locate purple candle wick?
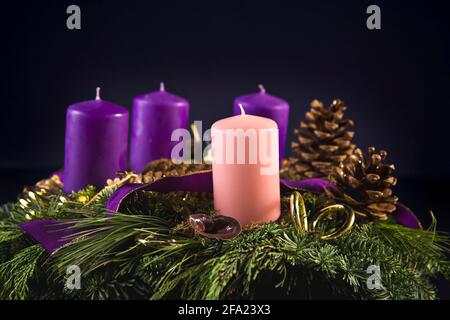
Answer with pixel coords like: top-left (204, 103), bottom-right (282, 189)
top-left (258, 84), bottom-right (266, 94)
top-left (95, 87), bottom-right (101, 100)
top-left (160, 82), bottom-right (165, 91)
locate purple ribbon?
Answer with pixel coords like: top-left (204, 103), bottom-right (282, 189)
top-left (106, 172), bottom-right (335, 212)
top-left (20, 220), bottom-right (75, 253)
top-left (20, 171), bottom-right (421, 254)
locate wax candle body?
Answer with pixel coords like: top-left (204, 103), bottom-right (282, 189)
top-left (211, 108), bottom-right (280, 226)
top-left (64, 91), bottom-right (129, 193)
top-left (130, 83), bottom-right (189, 172)
top-left (233, 86), bottom-right (289, 163)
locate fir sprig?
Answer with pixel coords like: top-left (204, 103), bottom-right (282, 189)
top-left (0, 245), bottom-right (44, 299)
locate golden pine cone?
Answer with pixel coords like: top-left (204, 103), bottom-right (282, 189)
top-left (328, 147), bottom-right (398, 221)
top-left (281, 99), bottom-right (355, 180)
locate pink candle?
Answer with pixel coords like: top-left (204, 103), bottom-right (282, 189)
top-left (211, 105), bottom-right (280, 226)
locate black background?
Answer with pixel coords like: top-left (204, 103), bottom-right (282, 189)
top-left (0, 0), bottom-right (449, 297)
top-left (1, 0), bottom-right (449, 176)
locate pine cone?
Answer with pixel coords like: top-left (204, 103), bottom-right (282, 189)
top-left (328, 147), bottom-right (398, 221)
top-left (282, 99), bottom-right (355, 179)
top-left (141, 159), bottom-right (210, 183)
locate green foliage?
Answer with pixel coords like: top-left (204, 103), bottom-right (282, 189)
top-left (69, 185), bottom-right (98, 201)
top-left (0, 187), bottom-right (449, 300)
top-left (0, 202), bottom-right (26, 225)
top-left (57, 268), bottom-right (150, 300)
top-left (48, 211), bottom-right (450, 300)
top-left (0, 203), bottom-right (36, 263)
top-left (0, 245), bottom-right (44, 299)
top-left (0, 203), bottom-right (14, 221)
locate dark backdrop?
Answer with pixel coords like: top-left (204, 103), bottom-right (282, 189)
top-left (1, 2), bottom-right (450, 210)
top-left (0, 0), bottom-right (449, 294)
top-left (1, 0), bottom-right (449, 175)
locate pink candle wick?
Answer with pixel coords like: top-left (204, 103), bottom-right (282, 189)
top-left (238, 103), bottom-right (246, 115)
top-left (258, 84), bottom-right (266, 94)
top-left (160, 82), bottom-right (165, 91)
top-left (95, 87), bottom-right (101, 100)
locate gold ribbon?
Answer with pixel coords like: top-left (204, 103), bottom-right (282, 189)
top-left (289, 191), bottom-right (355, 240)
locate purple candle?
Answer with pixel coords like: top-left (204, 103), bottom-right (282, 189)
top-left (233, 85), bottom-right (290, 163)
top-left (63, 88), bottom-right (129, 193)
top-left (130, 83), bottom-right (189, 172)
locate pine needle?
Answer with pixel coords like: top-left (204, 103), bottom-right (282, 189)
top-left (0, 245), bottom-right (45, 299)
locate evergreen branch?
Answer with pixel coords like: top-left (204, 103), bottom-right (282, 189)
top-left (0, 245), bottom-right (45, 299)
top-left (1, 185), bottom-right (449, 300)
